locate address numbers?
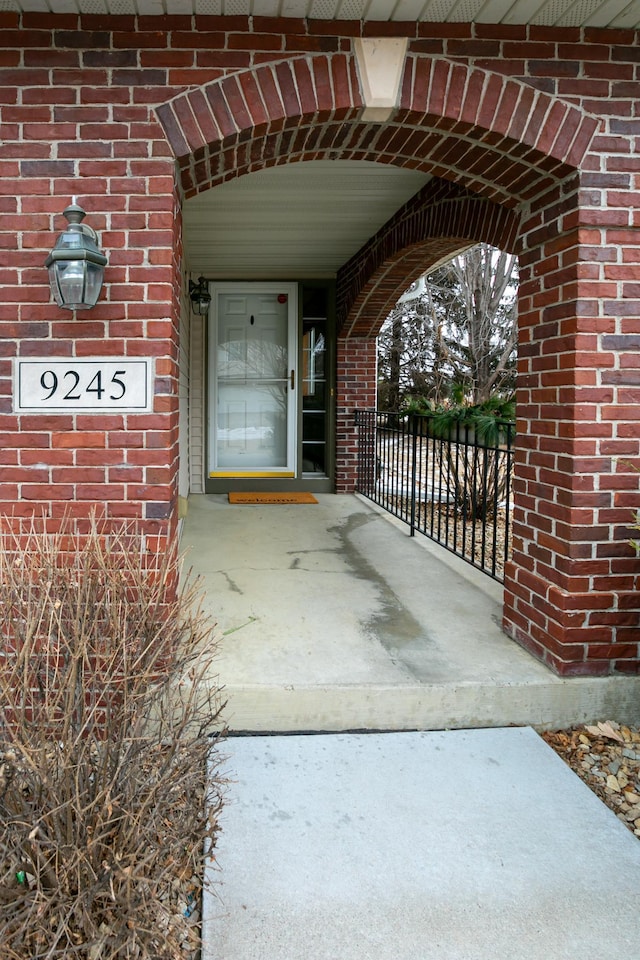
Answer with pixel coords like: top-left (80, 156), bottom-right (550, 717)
top-left (14, 359), bottom-right (153, 413)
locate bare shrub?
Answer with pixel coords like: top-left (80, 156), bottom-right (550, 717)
top-left (0, 516), bottom-right (225, 959)
top-left (439, 439), bottom-right (511, 522)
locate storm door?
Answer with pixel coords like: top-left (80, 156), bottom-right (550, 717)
top-left (208, 283), bottom-right (297, 478)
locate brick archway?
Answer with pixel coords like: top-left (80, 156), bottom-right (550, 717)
top-left (337, 179), bottom-right (520, 337)
top-left (157, 53), bottom-right (639, 680)
top-left (156, 53), bottom-right (598, 208)
top-left (1, 19), bottom-right (637, 684)
top-left (156, 51), bottom-right (595, 340)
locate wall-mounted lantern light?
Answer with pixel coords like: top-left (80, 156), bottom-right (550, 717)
top-left (45, 201), bottom-right (107, 311)
top-left (189, 276), bottom-right (211, 315)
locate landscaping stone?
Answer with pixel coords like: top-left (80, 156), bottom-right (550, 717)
top-left (543, 720), bottom-right (640, 840)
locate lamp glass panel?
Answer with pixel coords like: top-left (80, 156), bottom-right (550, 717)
top-left (84, 261), bottom-right (103, 307)
top-left (57, 259), bottom-right (88, 309)
top-left (48, 263), bottom-right (64, 307)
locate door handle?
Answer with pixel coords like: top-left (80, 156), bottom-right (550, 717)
top-left (290, 369), bottom-right (295, 390)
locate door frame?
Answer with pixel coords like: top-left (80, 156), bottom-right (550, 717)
top-left (207, 281), bottom-right (298, 480)
top-left (203, 280), bottom-right (336, 494)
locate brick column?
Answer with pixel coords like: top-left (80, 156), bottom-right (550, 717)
top-left (335, 336), bottom-right (377, 493)
top-left (503, 186), bottom-right (640, 676)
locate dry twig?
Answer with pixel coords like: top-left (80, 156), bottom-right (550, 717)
top-left (0, 515), bottom-right (225, 959)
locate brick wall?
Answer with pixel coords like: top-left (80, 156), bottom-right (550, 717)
top-left (1, 15), bottom-right (639, 672)
top-left (0, 15), bottom-right (185, 543)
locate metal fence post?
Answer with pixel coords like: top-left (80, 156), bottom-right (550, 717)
top-left (354, 408), bottom-right (514, 583)
top-left (409, 414), bottom-right (418, 537)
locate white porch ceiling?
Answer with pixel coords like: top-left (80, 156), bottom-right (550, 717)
top-left (183, 160), bottom-right (432, 280)
top-left (2, 0), bottom-right (639, 29)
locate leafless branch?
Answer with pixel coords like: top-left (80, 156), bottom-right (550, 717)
top-left (0, 515), bottom-right (226, 959)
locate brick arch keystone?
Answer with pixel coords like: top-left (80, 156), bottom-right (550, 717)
top-left (337, 179), bottom-right (520, 337)
top-left (155, 53), bottom-right (599, 207)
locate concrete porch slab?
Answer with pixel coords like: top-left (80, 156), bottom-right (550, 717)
top-left (181, 494), bottom-right (640, 732)
top-left (203, 728), bottom-right (640, 960)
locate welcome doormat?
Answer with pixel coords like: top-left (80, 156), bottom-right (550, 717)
top-left (228, 492), bottom-right (318, 504)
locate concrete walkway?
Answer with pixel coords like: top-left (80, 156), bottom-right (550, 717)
top-left (182, 494), bottom-right (640, 732)
top-left (203, 728), bottom-right (640, 960)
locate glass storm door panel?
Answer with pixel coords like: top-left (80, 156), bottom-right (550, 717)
top-left (209, 283), bottom-right (297, 477)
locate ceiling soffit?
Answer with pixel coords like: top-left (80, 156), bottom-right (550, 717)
top-left (1, 0), bottom-right (639, 30)
top-left (183, 160), bottom-right (433, 280)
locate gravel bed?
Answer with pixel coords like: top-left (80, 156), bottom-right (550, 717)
top-left (543, 720), bottom-right (640, 839)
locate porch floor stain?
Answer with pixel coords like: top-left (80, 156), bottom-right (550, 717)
top-left (181, 493), bottom-right (640, 733)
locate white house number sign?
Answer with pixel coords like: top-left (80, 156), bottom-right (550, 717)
top-left (14, 359), bottom-right (154, 413)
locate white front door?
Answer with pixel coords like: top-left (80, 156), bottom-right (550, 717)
top-left (208, 282), bottom-right (297, 478)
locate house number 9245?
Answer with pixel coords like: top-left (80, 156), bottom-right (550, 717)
top-left (14, 359), bottom-right (153, 413)
top-left (39, 368), bottom-right (128, 402)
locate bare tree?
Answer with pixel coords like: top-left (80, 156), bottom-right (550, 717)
top-left (377, 244), bottom-right (517, 410)
top-left (444, 245), bottom-right (517, 404)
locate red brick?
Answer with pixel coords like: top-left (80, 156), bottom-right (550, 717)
top-left (52, 431), bottom-right (106, 449)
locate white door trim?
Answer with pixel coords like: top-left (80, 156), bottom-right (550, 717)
top-left (208, 281), bottom-right (298, 479)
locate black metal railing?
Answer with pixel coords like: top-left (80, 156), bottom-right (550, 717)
top-left (355, 410), bottom-right (515, 582)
